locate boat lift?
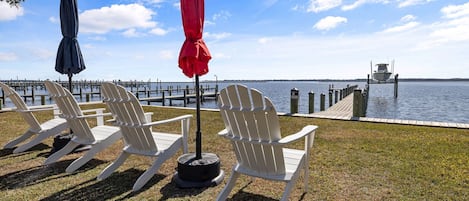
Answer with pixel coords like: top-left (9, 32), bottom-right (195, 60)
top-left (367, 60), bottom-right (399, 98)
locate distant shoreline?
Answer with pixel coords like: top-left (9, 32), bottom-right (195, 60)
top-left (212, 78), bottom-right (469, 82)
top-left (2, 78), bottom-right (469, 83)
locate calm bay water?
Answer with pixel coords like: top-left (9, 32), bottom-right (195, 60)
top-left (189, 81), bottom-right (469, 124)
top-left (2, 80), bottom-right (469, 124)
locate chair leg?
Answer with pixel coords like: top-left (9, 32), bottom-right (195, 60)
top-left (13, 124), bottom-right (66, 153)
top-left (280, 171), bottom-right (302, 201)
top-left (4, 130), bottom-right (35, 149)
top-left (132, 143), bottom-right (181, 191)
top-left (44, 141), bottom-right (79, 165)
top-left (97, 152), bottom-right (130, 180)
top-left (216, 169), bottom-right (240, 201)
top-left (66, 132), bottom-right (121, 173)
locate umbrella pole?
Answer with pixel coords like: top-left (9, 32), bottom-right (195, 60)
top-left (68, 73), bottom-right (73, 93)
top-left (195, 75), bottom-right (202, 159)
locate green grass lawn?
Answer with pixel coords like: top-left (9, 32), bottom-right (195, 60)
top-left (0, 104), bottom-right (468, 200)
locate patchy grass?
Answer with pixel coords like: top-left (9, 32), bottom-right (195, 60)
top-left (0, 104), bottom-right (468, 200)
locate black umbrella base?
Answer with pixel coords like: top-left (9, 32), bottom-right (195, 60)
top-left (173, 152), bottom-right (224, 188)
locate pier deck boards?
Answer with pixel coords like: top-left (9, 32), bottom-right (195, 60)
top-left (311, 94), bottom-right (354, 119)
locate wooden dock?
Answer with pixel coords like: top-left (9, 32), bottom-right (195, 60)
top-left (138, 91), bottom-right (217, 106)
top-left (311, 94), bottom-right (354, 119)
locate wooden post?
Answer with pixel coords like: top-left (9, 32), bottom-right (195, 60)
top-left (1, 88), bottom-right (4, 103)
top-left (290, 88), bottom-right (299, 114)
top-left (308, 91), bottom-right (314, 114)
top-left (23, 88), bottom-right (27, 102)
top-left (340, 89), bottom-right (343, 100)
top-left (201, 87), bottom-right (205, 102)
top-left (320, 93), bottom-right (325, 111)
top-left (183, 90), bottom-right (187, 107)
top-left (169, 89), bottom-right (173, 106)
top-left (41, 95), bottom-right (46, 105)
top-left (86, 93), bottom-right (90, 102)
top-left (334, 90), bottom-right (338, 103)
top-left (353, 89), bottom-right (363, 117)
top-left (394, 74), bottom-right (399, 98)
top-left (31, 88), bottom-right (35, 103)
top-left (0, 98), bottom-right (2, 110)
top-left (328, 91), bottom-right (333, 107)
top-left (162, 91), bottom-right (165, 106)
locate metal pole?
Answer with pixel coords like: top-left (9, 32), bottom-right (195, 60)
top-left (195, 75), bottom-right (202, 159)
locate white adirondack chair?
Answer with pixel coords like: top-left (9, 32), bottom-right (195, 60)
top-left (97, 82), bottom-right (192, 192)
top-left (0, 82), bottom-right (68, 153)
top-left (43, 81), bottom-right (122, 173)
top-left (216, 84), bottom-right (318, 201)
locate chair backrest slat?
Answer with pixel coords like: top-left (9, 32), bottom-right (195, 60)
top-left (45, 81), bottom-right (94, 142)
top-left (102, 83), bottom-right (157, 152)
top-left (218, 84), bottom-right (285, 175)
top-left (0, 82), bottom-right (41, 131)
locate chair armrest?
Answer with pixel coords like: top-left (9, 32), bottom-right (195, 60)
top-left (76, 112), bottom-right (113, 119)
top-left (28, 105), bottom-right (55, 110)
top-left (141, 114), bottom-right (192, 127)
top-left (76, 109), bottom-right (111, 126)
top-left (81, 108), bottom-right (106, 113)
top-left (218, 129), bottom-right (229, 136)
top-left (279, 125), bottom-right (318, 144)
top-left (18, 105), bottom-right (55, 113)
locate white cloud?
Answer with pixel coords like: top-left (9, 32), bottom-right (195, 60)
top-left (258, 37), bottom-right (273, 44)
top-left (417, 3), bottom-right (469, 49)
top-left (212, 10), bottom-right (231, 21)
top-left (173, 2), bottom-right (180, 10)
top-left (341, 0), bottom-right (366, 11)
top-left (0, 52), bottom-right (18, 61)
top-left (314, 16), bottom-right (347, 30)
top-left (159, 50), bottom-right (174, 59)
top-left (145, 0), bottom-right (165, 4)
top-left (398, 0), bottom-right (433, 8)
top-left (204, 20), bottom-right (215, 26)
top-left (149, 27), bottom-right (168, 36)
top-left (441, 2), bottom-right (469, 19)
top-left (342, 0), bottom-right (392, 11)
top-left (0, 1), bottom-right (24, 21)
top-left (88, 36), bottom-right (107, 41)
top-left (83, 44), bottom-right (95, 49)
top-left (31, 48), bottom-right (55, 60)
top-left (49, 16), bottom-right (59, 23)
top-left (382, 21), bottom-right (420, 33)
top-left (80, 4), bottom-right (156, 34)
top-left (307, 0), bottom-right (342, 13)
top-left (401, 14), bottom-right (416, 22)
top-left (205, 32), bottom-right (232, 40)
top-left (122, 28), bottom-right (144, 37)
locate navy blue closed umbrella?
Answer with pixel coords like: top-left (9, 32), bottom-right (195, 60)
top-left (55, 0), bottom-right (85, 92)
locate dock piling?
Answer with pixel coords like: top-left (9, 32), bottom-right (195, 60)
top-left (308, 91), bottom-right (314, 114)
top-left (290, 88), bottom-right (299, 114)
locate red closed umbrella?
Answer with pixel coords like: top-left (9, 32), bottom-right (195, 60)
top-left (178, 0), bottom-right (210, 160)
top-left (175, 0), bottom-right (223, 188)
top-left (178, 0), bottom-right (211, 78)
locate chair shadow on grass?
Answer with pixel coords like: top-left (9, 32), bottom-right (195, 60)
top-left (223, 181), bottom-right (278, 201)
top-left (39, 168), bottom-right (165, 201)
top-left (156, 178), bottom-right (210, 201)
top-left (0, 143), bottom-right (51, 158)
top-left (0, 158), bottom-right (105, 190)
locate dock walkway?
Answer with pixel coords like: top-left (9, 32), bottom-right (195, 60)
top-left (311, 94), bottom-right (354, 119)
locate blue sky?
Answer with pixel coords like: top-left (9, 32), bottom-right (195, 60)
top-left (1, 0), bottom-right (468, 82)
